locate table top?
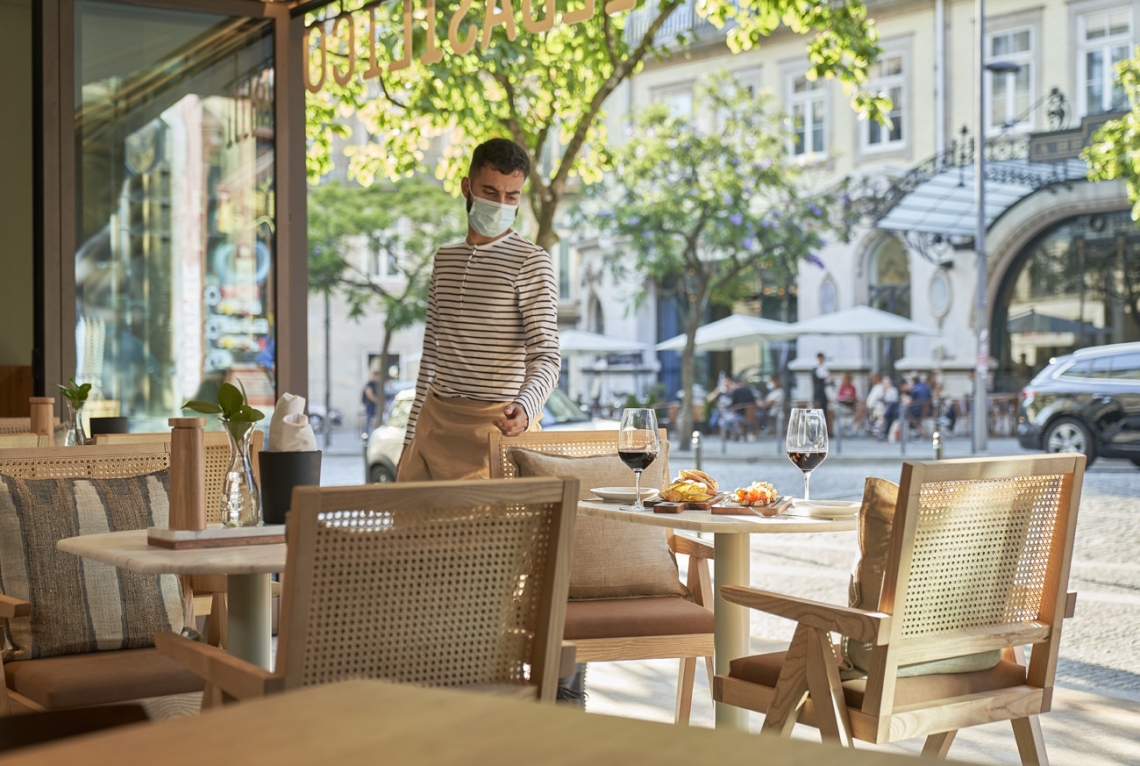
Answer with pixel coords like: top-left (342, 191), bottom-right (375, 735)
top-left (56, 529), bottom-right (286, 575)
top-left (0, 679), bottom-right (954, 766)
top-left (578, 499), bottom-right (857, 534)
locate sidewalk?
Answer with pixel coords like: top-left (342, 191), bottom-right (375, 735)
top-left (676, 433), bottom-right (1033, 463)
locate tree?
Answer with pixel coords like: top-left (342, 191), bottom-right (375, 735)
top-left (308, 177), bottom-right (466, 408)
top-left (1084, 51), bottom-right (1140, 219)
top-left (307, 0), bottom-right (887, 253)
top-left (580, 74), bottom-right (852, 443)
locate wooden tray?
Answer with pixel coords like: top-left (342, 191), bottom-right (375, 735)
top-left (645, 492), bottom-right (727, 512)
top-left (147, 525), bottom-right (285, 550)
top-left (710, 495), bottom-right (793, 516)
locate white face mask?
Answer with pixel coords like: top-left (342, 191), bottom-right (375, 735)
top-left (467, 195), bottom-right (517, 239)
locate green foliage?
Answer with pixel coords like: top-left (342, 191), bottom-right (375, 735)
top-left (580, 72), bottom-right (853, 437)
top-left (183, 382), bottom-right (265, 423)
top-left (1084, 49), bottom-right (1140, 220)
top-left (58, 378), bottom-right (91, 405)
top-left (305, 0), bottom-right (884, 251)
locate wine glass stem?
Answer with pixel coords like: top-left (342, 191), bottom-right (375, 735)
top-left (633, 470), bottom-right (643, 510)
top-left (803, 471), bottom-right (812, 501)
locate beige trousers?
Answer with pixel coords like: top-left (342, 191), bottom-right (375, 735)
top-left (397, 390), bottom-right (542, 482)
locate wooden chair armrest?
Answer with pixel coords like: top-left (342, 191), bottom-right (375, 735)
top-left (667, 531), bottom-right (714, 560)
top-left (559, 642), bottom-right (577, 678)
top-left (719, 585), bottom-right (891, 645)
top-left (154, 632), bottom-right (284, 701)
top-left (1065, 591), bottom-right (1077, 619)
top-left (0, 594), bottom-right (30, 619)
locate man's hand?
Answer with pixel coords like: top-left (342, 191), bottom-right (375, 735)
top-left (494, 403), bottom-right (529, 437)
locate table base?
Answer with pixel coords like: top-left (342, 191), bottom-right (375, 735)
top-left (713, 532), bottom-right (750, 731)
top-left (227, 573), bottom-right (273, 670)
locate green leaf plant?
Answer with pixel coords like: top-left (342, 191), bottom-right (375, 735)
top-left (182, 382), bottom-right (265, 424)
top-left (58, 378), bottom-right (92, 406)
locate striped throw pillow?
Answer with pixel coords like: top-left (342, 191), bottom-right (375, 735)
top-left (0, 470), bottom-right (184, 660)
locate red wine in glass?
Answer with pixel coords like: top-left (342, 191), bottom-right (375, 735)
top-left (618, 450), bottom-right (658, 472)
top-left (786, 408), bottom-right (829, 500)
top-left (618, 408), bottom-right (660, 510)
top-left (786, 450), bottom-right (827, 472)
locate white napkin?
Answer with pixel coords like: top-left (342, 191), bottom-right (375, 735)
top-left (268, 393), bottom-right (318, 452)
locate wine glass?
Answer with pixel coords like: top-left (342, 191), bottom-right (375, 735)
top-left (618, 408), bottom-right (660, 511)
top-left (786, 408), bottom-right (828, 501)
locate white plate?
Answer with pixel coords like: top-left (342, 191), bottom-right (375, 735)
top-left (793, 500), bottom-right (860, 519)
top-left (590, 487), bottom-right (658, 503)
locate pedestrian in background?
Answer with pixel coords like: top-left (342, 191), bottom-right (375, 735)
top-left (812, 352), bottom-right (831, 433)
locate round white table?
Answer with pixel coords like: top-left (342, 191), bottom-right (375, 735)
top-left (56, 529), bottom-right (286, 670)
top-left (576, 499), bottom-right (857, 731)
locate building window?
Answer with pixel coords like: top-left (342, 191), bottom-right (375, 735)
top-left (1078, 7), bottom-right (1132, 116)
top-left (819, 277), bottom-right (837, 315)
top-left (987, 27), bottom-right (1033, 132)
top-left (558, 242), bottom-right (572, 301)
top-left (650, 83), bottom-right (694, 118)
top-left (863, 52), bottom-right (905, 150)
top-left (788, 74), bottom-right (826, 157)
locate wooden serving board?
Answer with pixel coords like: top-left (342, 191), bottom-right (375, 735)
top-left (645, 492), bottom-right (727, 512)
top-left (147, 525), bottom-right (286, 550)
top-left (710, 495), bottom-right (793, 516)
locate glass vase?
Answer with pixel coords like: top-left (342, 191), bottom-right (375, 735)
top-left (221, 420), bottom-right (262, 527)
top-left (65, 401), bottom-right (88, 447)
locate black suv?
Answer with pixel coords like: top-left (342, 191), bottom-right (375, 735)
top-left (1017, 342), bottom-right (1140, 467)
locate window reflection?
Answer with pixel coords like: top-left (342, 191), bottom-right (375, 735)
top-left (75, 1), bottom-right (275, 430)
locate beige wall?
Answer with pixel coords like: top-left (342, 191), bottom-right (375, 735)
top-left (0, 0), bottom-right (33, 366)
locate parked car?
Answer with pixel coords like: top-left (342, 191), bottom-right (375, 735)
top-left (366, 387), bottom-right (619, 483)
top-left (1017, 341), bottom-right (1140, 468)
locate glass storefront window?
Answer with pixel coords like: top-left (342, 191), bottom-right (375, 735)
top-left (74, 1), bottom-right (275, 430)
top-left (995, 211), bottom-right (1140, 391)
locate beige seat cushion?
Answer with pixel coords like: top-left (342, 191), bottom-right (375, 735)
top-left (0, 470), bottom-right (184, 660)
top-left (4, 648), bottom-right (205, 710)
top-left (842, 477), bottom-right (1000, 677)
top-left (509, 448), bottom-right (689, 600)
top-left (564, 597), bottom-right (713, 640)
top-left (729, 650), bottom-right (1026, 709)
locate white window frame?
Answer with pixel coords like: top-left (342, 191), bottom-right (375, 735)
top-left (1076, 5), bottom-right (1134, 116)
top-left (649, 81), bottom-right (695, 119)
top-left (785, 70), bottom-right (828, 159)
top-left (860, 48), bottom-right (907, 153)
top-left (985, 25), bottom-right (1036, 134)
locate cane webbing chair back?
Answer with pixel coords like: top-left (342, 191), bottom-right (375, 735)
top-left (94, 431), bottom-right (264, 525)
top-left (0, 443), bottom-right (170, 480)
top-left (489, 429), bottom-right (670, 480)
top-left (277, 479), bottom-right (577, 702)
top-left (0, 419), bottom-right (32, 436)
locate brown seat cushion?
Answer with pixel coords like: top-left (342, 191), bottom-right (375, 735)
top-left (4, 648), bottom-right (205, 710)
top-left (564, 596), bottom-right (713, 640)
top-left (729, 651), bottom-right (1027, 709)
top-left (509, 446), bottom-right (689, 600)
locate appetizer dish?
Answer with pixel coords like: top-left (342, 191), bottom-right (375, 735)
top-left (731, 481), bottom-right (779, 507)
top-left (659, 469), bottom-right (719, 502)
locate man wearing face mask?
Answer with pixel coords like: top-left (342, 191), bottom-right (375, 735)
top-left (397, 138), bottom-right (560, 481)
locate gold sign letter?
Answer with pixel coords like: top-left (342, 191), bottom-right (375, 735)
top-left (421, 0), bottom-right (444, 65)
top-left (331, 13), bottom-right (355, 85)
top-left (563, 0), bottom-right (595, 25)
top-left (303, 22), bottom-right (327, 93)
top-left (522, 0), bottom-right (554, 33)
top-left (390, 0), bottom-right (414, 72)
top-left (481, 0), bottom-right (518, 49)
top-left (364, 8), bottom-right (383, 79)
top-left (449, 0), bottom-right (478, 55)
top-left (604, 0), bottom-right (634, 14)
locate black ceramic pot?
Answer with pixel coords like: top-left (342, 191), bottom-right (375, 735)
top-left (88, 416), bottom-right (129, 435)
top-left (258, 450), bottom-right (322, 525)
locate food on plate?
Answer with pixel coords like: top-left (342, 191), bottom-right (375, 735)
top-left (731, 481), bottom-right (779, 507)
top-left (660, 469), bottom-right (719, 502)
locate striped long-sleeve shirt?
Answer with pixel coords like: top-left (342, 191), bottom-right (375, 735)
top-left (404, 231), bottom-right (561, 448)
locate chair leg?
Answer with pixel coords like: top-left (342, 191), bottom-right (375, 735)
top-left (703, 655), bottom-right (714, 693)
top-left (922, 730), bottom-right (957, 758)
top-left (674, 657), bottom-right (696, 725)
top-left (1011, 716), bottom-right (1049, 766)
top-left (206, 593), bottom-right (227, 649)
top-left (803, 628), bottom-right (852, 747)
top-left (760, 624), bottom-right (812, 737)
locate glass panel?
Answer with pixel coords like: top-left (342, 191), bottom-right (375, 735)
top-left (1085, 13), bottom-right (1107, 40)
top-left (993, 33), bottom-right (1009, 57)
top-left (1087, 50), bottom-right (1105, 113)
top-left (888, 86), bottom-right (902, 141)
top-left (1109, 9), bottom-right (1130, 36)
top-left (1090, 356), bottom-right (1111, 378)
top-left (74, 1), bottom-right (276, 430)
top-left (1109, 352), bottom-right (1140, 379)
top-left (1015, 67), bottom-right (1031, 118)
top-left (993, 73), bottom-right (1009, 126)
top-left (1061, 360), bottom-right (1092, 379)
top-left (1013, 30), bottom-right (1030, 52)
top-left (868, 119), bottom-right (882, 145)
top-left (792, 103), bottom-right (806, 154)
top-left (885, 54), bottom-right (902, 76)
top-left (811, 100), bottom-right (824, 152)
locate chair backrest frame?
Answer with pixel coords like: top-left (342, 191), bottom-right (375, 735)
top-left (0, 442), bottom-right (172, 480)
top-left (276, 478), bottom-right (578, 702)
top-left (861, 454), bottom-right (1085, 722)
top-left (488, 429), bottom-right (671, 482)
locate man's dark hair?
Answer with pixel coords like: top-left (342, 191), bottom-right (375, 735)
top-left (470, 138), bottom-right (530, 179)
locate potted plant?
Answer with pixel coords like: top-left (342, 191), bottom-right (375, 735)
top-left (183, 383), bottom-right (265, 527)
top-left (58, 378), bottom-right (92, 446)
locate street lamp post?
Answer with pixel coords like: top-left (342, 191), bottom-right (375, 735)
top-left (972, 0), bottom-right (1020, 453)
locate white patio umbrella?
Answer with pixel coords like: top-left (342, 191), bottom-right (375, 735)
top-left (789, 305), bottom-right (939, 337)
top-left (559, 329), bottom-right (648, 357)
top-left (655, 314), bottom-right (796, 352)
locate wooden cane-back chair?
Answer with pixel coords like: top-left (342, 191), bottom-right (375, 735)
top-left (713, 454), bottom-right (1085, 764)
top-left (156, 478), bottom-right (578, 703)
top-left (0, 443), bottom-right (203, 715)
top-left (489, 430), bottom-right (715, 724)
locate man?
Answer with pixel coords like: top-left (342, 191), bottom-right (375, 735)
top-left (812, 352), bottom-right (831, 432)
top-left (398, 139), bottom-right (560, 481)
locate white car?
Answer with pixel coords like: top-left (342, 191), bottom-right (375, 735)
top-left (366, 387), bottom-right (619, 483)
